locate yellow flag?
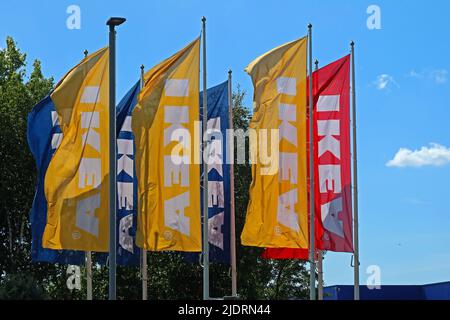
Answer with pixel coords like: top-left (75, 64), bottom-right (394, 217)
top-left (241, 37), bottom-right (309, 248)
top-left (132, 38), bottom-right (201, 251)
top-left (43, 47), bottom-right (110, 251)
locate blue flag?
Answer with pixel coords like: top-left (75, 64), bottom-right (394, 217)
top-left (186, 80), bottom-right (231, 264)
top-left (27, 82), bottom-right (141, 266)
top-left (115, 81), bottom-right (141, 266)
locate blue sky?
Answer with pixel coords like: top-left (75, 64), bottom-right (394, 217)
top-left (1, 0), bottom-right (449, 287)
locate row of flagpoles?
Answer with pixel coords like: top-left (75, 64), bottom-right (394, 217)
top-left (26, 16), bottom-right (359, 300)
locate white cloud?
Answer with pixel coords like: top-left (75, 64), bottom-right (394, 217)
top-left (432, 69), bottom-right (448, 84)
top-left (409, 68), bottom-right (448, 84)
top-left (409, 70), bottom-right (423, 79)
top-left (387, 143), bottom-right (450, 167)
top-left (374, 74), bottom-right (398, 90)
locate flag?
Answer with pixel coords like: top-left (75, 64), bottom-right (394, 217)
top-left (93, 81), bottom-right (142, 266)
top-left (116, 81), bottom-right (141, 265)
top-left (313, 55), bottom-right (353, 252)
top-left (42, 47), bottom-right (110, 252)
top-left (241, 37), bottom-right (309, 249)
top-left (262, 248), bottom-right (314, 260)
top-left (185, 81), bottom-right (231, 263)
top-left (133, 38), bottom-right (201, 252)
top-left (27, 96), bottom-right (85, 264)
top-left (94, 81), bottom-right (142, 266)
top-left (28, 49), bottom-right (142, 264)
top-left (262, 55), bottom-right (353, 259)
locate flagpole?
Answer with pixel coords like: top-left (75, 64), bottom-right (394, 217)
top-left (106, 17), bottom-right (126, 301)
top-left (228, 69), bottom-right (237, 297)
top-left (83, 49), bottom-right (94, 302)
top-left (308, 23), bottom-right (316, 301)
top-left (350, 41), bottom-right (360, 301)
top-left (314, 58), bottom-right (324, 301)
top-left (317, 250), bottom-right (323, 300)
top-left (86, 251), bottom-right (93, 300)
top-left (201, 16), bottom-right (210, 301)
top-left (140, 64), bottom-right (148, 301)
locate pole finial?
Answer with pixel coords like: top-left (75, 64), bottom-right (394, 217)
top-left (228, 69), bottom-right (232, 75)
top-left (308, 23), bottom-right (312, 29)
top-left (140, 64), bottom-right (145, 70)
top-left (202, 16), bottom-right (206, 23)
top-left (106, 17), bottom-right (126, 27)
top-left (84, 49), bottom-right (89, 58)
top-left (350, 41), bottom-right (355, 47)
top-left (314, 59), bottom-right (319, 65)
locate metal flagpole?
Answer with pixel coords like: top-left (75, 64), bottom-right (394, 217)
top-left (106, 17), bottom-right (126, 301)
top-left (228, 70), bottom-right (237, 297)
top-left (314, 59), bottom-right (324, 301)
top-left (86, 251), bottom-right (93, 300)
top-left (350, 41), bottom-right (360, 301)
top-left (83, 49), bottom-right (94, 302)
top-left (139, 64), bottom-right (148, 301)
top-left (308, 23), bottom-right (316, 301)
top-left (317, 251), bottom-right (323, 300)
top-left (201, 16), bottom-right (210, 301)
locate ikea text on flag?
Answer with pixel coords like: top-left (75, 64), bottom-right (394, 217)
top-left (133, 38), bottom-right (201, 252)
top-left (27, 54), bottom-right (143, 265)
top-left (185, 80), bottom-right (231, 263)
top-left (27, 96), bottom-right (85, 264)
top-left (116, 81), bottom-right (141, 265)
top-left (262, 55), bottom-right (353, 258)
top-left (313, 55), bottom-right (353, 252)
top-left (204, 81), bottom-right (231, 263)
top-left (241, 37), bottom-right (309, 249)
top-left (43, 47), bottom-right (110, 252)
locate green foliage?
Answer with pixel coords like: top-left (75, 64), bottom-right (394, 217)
top-left (0, 273), bottom-right (49, 300)
top-left (0, 37), bottom-right (310, 300)
top-left (0, 36), bottom-right (54, 280)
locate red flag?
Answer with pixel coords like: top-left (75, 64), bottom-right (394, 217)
top-left (313, 55), bottom-right (353, 252)
top-left (262, 248), bottom-right (318, 260)
top-left (262, 55), bottom-right (353, 259)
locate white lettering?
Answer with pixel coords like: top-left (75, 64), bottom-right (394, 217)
top-left (208, 181), bottom-right (224, 208)
top-left (76, 193), bottom-right (100, 237)
top-left (164, 192), bottom-right (190, 236)
top-left (321, 197), bottom-right (344, 237)
top-left (319, 164), bottom-right (342, 194)
top-left (317, 119), bottom-right (340, 159)
top-left (78, 158), bottom-right (101, 188)
top-left (277, 189), bottom-right (299, 231)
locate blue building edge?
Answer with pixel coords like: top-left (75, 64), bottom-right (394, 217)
top-left (324, 281), bottom-right (450, 300)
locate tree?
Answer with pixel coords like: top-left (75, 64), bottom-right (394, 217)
top-left (0, 36), bottom-right (75, 299)
top-left (0, 36), bottom-right (52, 275)
top-left (0, 274), bottom-right (49, 300)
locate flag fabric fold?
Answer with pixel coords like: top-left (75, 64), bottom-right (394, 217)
top-left (185, 80), bottom-right (231, 263)
top-left (133, 38), bottom-right (201, 252)
top-left (28, 76), bottom-right (142, 265)
top-left (312, 55), bottom-right (353, 252)
top-left (262, 55), bottom-right (353, 259)
top-left (241, 37), bottom-right (309, 249)
top-left (115, 81), bottom-right (141, 265)
top-left (27, 95), bottom-right (85, 264)
top-left (42, 47), bottom-right (110, 252)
